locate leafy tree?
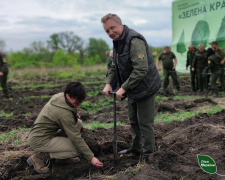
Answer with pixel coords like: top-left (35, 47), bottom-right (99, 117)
top-left (47, 32), bottom-right (84, 54)
top-left (87, 38), bottom-right (110, 63)
top-left (52, 49), bottom-right (79, 67)
top-left (22, 41), bottom-right (52, 63)
top-left (30, 41), bottom-right (47, 54)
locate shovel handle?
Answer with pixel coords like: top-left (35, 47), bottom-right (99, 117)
top-left (108, 91), bottom-right (116, 95)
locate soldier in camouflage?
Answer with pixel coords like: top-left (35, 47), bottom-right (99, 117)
top-left (205, 48), bottom-right (222, 97)
top-left (0, 51), bottom-right (9, 98)
top-left (192, 43), bottom-right (208, 92)
top-left (210, 41), bottom-right (225, 91)
top-left (186, 44), bottom-right (197, 92)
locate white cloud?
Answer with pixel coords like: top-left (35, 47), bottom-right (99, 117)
top-left (0, 0), bottom-right (174, 51)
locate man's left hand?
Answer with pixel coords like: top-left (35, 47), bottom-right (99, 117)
top-left (0, 72), bottom-right (4, 76)
top-left (116, 88), bottom-right (126, 98)
top-left (77, 113), bottom-right (81, 119)
top-left (220, 60), bottom-right (225, 65)
top-left (172, 66), bottom-right (176, 70)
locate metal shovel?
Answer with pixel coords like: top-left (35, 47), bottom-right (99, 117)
top-left (108, 91), bottom-right (117, 165)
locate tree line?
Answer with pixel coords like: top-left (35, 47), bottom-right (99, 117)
top-left (1, 32), bottom-right (110, 68)
top-left (1, 32), bottom-right (164, 69)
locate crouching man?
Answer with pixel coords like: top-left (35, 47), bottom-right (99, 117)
top-left (27, 82), bottom-right (103, 174)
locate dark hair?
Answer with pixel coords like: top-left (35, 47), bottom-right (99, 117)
top-left (64, 82), bottom-right (86, 103)
top-left (210, 41), bottom-right (218, 45)
top-left (207, 48), bottom-right (215, 57)
top-left (164, 46), bottom-right (170, 50)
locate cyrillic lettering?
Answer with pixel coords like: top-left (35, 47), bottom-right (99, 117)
top-left (198, 7), bottom-right (203, 14)
top-left (216, 2), bottom-right (221, 10)
top-left (210, 3), bottom-right (215, 11)
top-left (221, 0), bottom-right (225, 8)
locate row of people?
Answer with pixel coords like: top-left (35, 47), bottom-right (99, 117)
top-left (186, 41), bottom-right (225, 96)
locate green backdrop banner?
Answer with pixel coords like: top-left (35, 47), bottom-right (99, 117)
top-left (171, 0), bottom-right (225, 72)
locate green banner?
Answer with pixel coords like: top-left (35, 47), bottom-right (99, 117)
top-left (171, 0), bottom-right (225, 72)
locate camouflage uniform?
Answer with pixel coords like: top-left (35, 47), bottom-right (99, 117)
top-left (0, 52), bottom-right (9, 98)
top-left (215, 47), bottom-right (225, 90)
top-left (186, 48), bottom-right (197, 91)
top-left (206, 54), bottom-right (222, 96)
top-left (192, 50), bottom-right (207, 91)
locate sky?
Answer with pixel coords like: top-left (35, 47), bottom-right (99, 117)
top-left (0, 0), bottom-right (174, 51)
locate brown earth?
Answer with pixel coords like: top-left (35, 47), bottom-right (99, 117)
top-left (0, 74), bottom-right (225, 179)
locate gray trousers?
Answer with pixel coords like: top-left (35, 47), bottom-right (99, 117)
top-left (32, 119), bottom-right (82, 159)
top-left (128, 94), bottom-right (156, 159)
top-left (34, 137), bottom-right (80, 159)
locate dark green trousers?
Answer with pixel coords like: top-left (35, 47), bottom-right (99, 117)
top-left (190, 69), bottom-right (197, 91)
top-left (220, 68), bottom-right (225, 91)
top-left (163, 69), bottom-right (180, 90)
top-left (211, 72), bottom-right (221, 94)
top-left (128, 94), bottom-right (156, 159)
top-left (0, 74), bottom-right (9, 97)
top-left (196, 68), bottom-right (204, 91)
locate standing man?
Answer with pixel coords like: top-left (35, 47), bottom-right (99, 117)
top-left (192, 43), bottom-right (207, 92)
top-left (0, 51), bottom-right (9, 99)
top-left (186, 44), bottom-right (197, 92)
top-left (101, 13), bottom-right (161, 163)
top-left (27, 82), bottom-right (103, 174)
top-left (210, 41), bottom-right (225, 91)
top-left (205, 48), bottom-right (222, 97)
top-left (156, 46), bottom-right (180, 93)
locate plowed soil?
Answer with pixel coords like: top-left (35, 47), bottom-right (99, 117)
top-left (0, 73), bottom-right (225, 180)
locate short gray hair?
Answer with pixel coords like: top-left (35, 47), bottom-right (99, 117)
top-left (198, 43), bottom-right (205, 48)
top-left (101, 13), bottom-right (122, 24)
top-left (188, 44), bottom-right (194, 48)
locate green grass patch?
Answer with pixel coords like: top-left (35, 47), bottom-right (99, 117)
top-left (83, 121), bottom-right (124, 130)
top-left (81, 97), bottom-right (114, 114)
top-left (11, 84), bottom-right (59, 90)
top-left (54, 72), bottom-right (73, 78)
top-left (82, 81), bottom-right (104, 85)
top-left (155, 96), bottom-right (168, 102)
top-left (0, 127), bottom-right (30, 146)
top-left (0, 111), bottom-right (14, 118)
top-left (26, 95), bottom-right (51, 99)
top-left (155, 105), bottom-right (222, 123)
top-left (87, 91), bottom-right (99, 97)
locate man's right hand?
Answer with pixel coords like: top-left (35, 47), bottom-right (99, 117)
top-left (103, 84), bottom-right (112, 96)
top-left (157, 67), bottom-right (161, 71)
top-left (0, 72), bottom-right (4, 76)
top-left (192, 68), bottom-right (195, 72)
top-left (91, 157), bottom-right (103, 167)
